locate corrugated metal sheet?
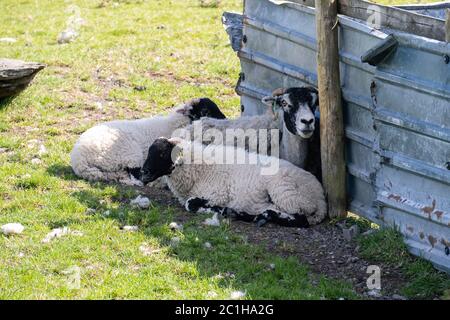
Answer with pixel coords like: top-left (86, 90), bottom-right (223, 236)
top-left (231, 0), bottom-right (450, 272)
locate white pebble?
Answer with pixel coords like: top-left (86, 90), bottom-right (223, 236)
top-left (169, 222), bottom-right (183, 231)
top-left (103, 210), bottom-right (111, 216)
top-left (1, 223), bottom-right (25, 235)
top-left (230, 290), bottom-right (246, 300)
top-left (0, 37), bottom-right (17, 43)
top-left (57, 29), bottom-right (78, 44)
top-left (203, 212), bottom-right (220, 227)
top-left (31, 158), bottom-right (42, 165)
top-left (122, 225), bottom-right (139, 232)
top-left (42, 227), bottom-right (82, 243)
top-left (130, 195), bottom-right (151, 209)
top-left (38, 145), bottom-right (47, 155)
top-left (85, 208), bottom-right (96, 215)
top-left (204, 242), bottom-right (212, 249)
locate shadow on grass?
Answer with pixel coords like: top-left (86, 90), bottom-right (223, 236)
top-left (46, 164), bottom-right (79, 181)
top-left (43, 163), bottom-right (356, 299)
top-left (0, 96), bottom-right (16, 110)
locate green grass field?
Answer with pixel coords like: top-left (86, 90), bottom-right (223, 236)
top-left (0, 0), bottom-right (447, 300)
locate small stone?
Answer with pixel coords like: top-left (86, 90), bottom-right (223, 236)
top-left (367, 289), bottom-right (382, 298)
top-left (343, 224), bottom-right (360, 241)
top-left (38, 145), bottom-right (47, 156)
top-left (169, 222), bottom-right (183, 231)
top-left (103, 210), bottom-right (111, 216)
top-left (1, 223), bottom-right (25, 235)
top-left (85, 208), bottom-right (96, 215)
top-left (203, 213), bottom-right (220, 227)
top-left (57, 29), bottom-right (78, 44)
top-left (347, 256), bottom-right (359, 263)
top-left (130, 195), bottom-right (151, 209)
top-left (392, 294), bottom-right (407, 300)
top-left (42, 227), bottom-right (82, 243)
top-left (0, 37), bottom-right (17, 43)
top-left (204, 242), bottom-right (212, 249)
top-left (268, 263), bottom-right (275, 270)
top-left (0, 147), bottom-right (8, 154)
top-left (230, 290), bottom-right (246, 300)
top-left (31, 158), bottom-right (42, 165)
top-left (206, 291), bottom-right (218, 298)
top-left (121, 225), bottom-right (139, 232)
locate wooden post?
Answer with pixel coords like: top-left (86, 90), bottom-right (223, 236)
top-left (446, 9), bottom-right (450, 42)
top-left (315, 0), bottom-right (347, 218)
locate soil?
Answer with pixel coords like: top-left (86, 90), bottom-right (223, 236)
top-left (139, 182), bottom-right (410, 300)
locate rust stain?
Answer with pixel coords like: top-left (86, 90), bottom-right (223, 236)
top-left (419, 232), bottom-right (425, 240)
top-left (422, 199), bottom-right (436, 215)
top-left (388, 194), bottom-right (402, 202)
top-left (434, 211), bottom-right (444, 219)
top-left (428, 235), bottom-right (437, 248)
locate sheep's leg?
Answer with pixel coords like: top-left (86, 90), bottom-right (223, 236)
top-left (255, 209), bottom-right (310, 228)
top-left (184, 197), bottom-right (256, 222)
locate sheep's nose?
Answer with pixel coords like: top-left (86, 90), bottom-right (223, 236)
top-left (301, 118), bottom-right (314, 125)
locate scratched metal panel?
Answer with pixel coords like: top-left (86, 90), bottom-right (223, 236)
top-left (232, 0), bottom-right (450, 272)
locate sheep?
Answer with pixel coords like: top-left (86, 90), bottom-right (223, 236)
top-left (70, 98), bottom-right (226, 185)
top-left (178, 87), bottom-right (320, 177)
top-left (140, 137), bottom-right (327, 227)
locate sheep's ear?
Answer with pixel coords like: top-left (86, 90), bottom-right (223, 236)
top-left (271, 88), bottom-right (286, 96)
top-left (176, 104), bottom-right (193, 116)
top-left (168, 137), bottom-right (183, 145)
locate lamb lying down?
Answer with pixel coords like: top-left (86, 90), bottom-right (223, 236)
top-left (70, 98), bottom-right (225, 185)
top-left (140, 137), bottom-right (327, 227)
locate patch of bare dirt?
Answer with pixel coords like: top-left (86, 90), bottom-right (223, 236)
top-left (139, 183), bottom-right (410, 300)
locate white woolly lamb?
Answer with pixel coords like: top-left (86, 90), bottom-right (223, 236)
top-left (140, 137), bottom-right (327, 227)
top-left (70, 98), bottom-right (225, 185)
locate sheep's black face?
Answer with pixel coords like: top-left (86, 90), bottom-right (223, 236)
top-left (187, 98), bottom-right (226, 121)
top-left (263, 87), bottom-right (318, 139)
top-left (141, 138), bottom-right (177, 184)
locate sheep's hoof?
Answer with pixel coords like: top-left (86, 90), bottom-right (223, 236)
top-left (185, 197), bottom-right (208, 213)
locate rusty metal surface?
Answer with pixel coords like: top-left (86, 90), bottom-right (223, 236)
top-left (229, 0), bottom-right (450, 272)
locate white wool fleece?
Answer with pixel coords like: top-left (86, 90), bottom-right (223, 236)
top-left (70, 108), bottom-right (190, 184)
top-left (164, 139), bottom-right (327, 225)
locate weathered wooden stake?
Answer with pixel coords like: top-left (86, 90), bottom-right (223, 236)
top-left (315, 0), bottom-right (347, 218)
top-left (446, 9), bottom-right (450, 42)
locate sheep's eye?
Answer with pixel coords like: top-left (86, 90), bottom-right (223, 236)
top-left (281, 100), bottom-right (288, 108)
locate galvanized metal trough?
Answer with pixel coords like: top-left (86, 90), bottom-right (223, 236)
top-left (224, 0), bottom-right (450, 272)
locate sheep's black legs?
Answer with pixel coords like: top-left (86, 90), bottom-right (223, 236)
top-left (255, 210), bottom-right (310, 228)
top-left (184, 197), bottom-right (255, 222)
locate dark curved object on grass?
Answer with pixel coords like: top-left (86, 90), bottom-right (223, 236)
top-left (0, 58), bottom-right (45, 100)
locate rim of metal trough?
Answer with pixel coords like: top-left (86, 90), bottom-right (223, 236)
top-left (283, 0), bottom-right (448, 41)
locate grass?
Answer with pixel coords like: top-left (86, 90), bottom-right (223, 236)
top-left (0, 0), bottom-right (359, 300)
top-left (358, 228), bottom-right (450, 299)
top-left (0, 0), bottom-right (447, 300)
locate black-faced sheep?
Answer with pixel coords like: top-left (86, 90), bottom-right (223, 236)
top-left (140, 137), bottom-right (327, 227)
top-left (179, 87), bottom-right (321, 180)
top-left (70, 98), bottom-right (225, 185)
